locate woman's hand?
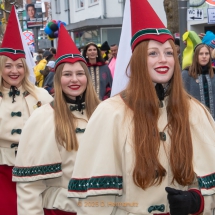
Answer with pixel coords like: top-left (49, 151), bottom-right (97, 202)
top-left (165, 187), bottom-right (202, 215)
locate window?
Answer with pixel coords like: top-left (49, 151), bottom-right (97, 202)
top-left (74, 29), bottom-right (101, 47)
top-left (89, 0), bottom-right (98, 4)
top-left (55, 0), bottom-right (61, 14)
top-left (64, 0), bottom-right (69, 10)
top-left (77, 0), bottom-right (84, 8)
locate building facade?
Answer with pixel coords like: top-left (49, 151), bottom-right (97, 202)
top-left (51, 0), bottom-right (167, 48)
top-left (187, 0), bottom-right (215, 34)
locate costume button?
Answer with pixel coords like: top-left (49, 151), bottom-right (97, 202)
top-left (159, 132), bottom-right (166, 141)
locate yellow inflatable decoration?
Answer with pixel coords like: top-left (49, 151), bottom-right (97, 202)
top-left (182, 31), bottom-right (201, 70)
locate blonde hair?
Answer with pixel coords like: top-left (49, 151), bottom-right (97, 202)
top-left (0, 56), bottom-right (37, 99)
top-left (53, 61), bottom-right (100, 151)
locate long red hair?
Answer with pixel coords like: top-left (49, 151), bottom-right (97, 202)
top-left (124, 40), bottom-right (194, 189)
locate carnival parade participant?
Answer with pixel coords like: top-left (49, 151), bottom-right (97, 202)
top-left (68, 1), bottom-right (215, 214)
top-left (182, 43), bottom-right (215, 120)
top-left (12, 24), bottom-right (100, 215)
top-left (82, 42), bottom-right (112, 100)
top-left (0, 6), bottom-right (53, 215)
top-left (100, 41), bottom-right (110, 64)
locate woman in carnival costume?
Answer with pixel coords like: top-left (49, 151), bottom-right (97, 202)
top-left (68, 0), bottom-right (215, 214)
top-left (82, 42), bottom-right (112, 100)
top-left (0, 6), bottom-right (53, 215)
top-left (12, 24), bottom-right (100, 215)
top-left (182, 43), bottom-right (215, 120)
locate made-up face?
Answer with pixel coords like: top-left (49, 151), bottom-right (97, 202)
top-left (27, 6), bottom-right (35, 19)
top-left (147, 40), bottom-right (175, 84)
top-left (198, 46), bottom-right (210, 66)
top-left (86, 45), bottom-right (98, 60)
top-left (2, 57), bottom-right (25, 88)
top-left (61, 62), bottom-right (87, 100)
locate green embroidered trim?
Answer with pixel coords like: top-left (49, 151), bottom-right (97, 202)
top-left (70, 104), bottom-right (85, 111)
top-left (11, 129), bottom-right (22, 135)
top-left (0, 48), bottom-right (25, 54)
top-left (9, 90), bottom-right (20, 97)
top-left (198, 173), bottom-right (215, 189)
top-left (0, 92), bottom-right (2, 97)
top-left (11, 111), bottom-right (22, 117)
top-left (23, 91), bottom-right (30, 97)
top-left (55, 54), bottom-right (86, 66)
top-left (75, 128), bottom-right (85, 133)
top-left (131, 28), bottom-right (172, 47)
top-left (13, 163), bottom-right (62, 177)
top-left (148, 204), bottom-right (165, 213)
top-left (68, 176), bottom-right (123, 192)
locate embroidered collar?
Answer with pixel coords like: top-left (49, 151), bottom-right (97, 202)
top-left (87, 62), bottom-right (105, 67)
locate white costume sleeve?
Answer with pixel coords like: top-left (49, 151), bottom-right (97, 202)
top-left (17, 180), bottom-right (46, 215)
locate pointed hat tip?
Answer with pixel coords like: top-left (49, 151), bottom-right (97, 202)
top-left (0, 4), bottom-right (25, 60)
top-left (130, 0), bottom-right (173, 51)
top-left (55, 24), bottom-right (86, 69)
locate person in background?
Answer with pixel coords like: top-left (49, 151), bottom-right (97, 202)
top-left (40, 48), bottom-right (56, 85)
top-left (13, 24), bottom-right (99, 215)
top-left (35, 54), bottom-right (42, 65)
top-left (34, 50), bottom-right (53, 87)
top-left (182, 43), bottom-right (215, 120)
top-left (0, 7), bottom-right (53, 215)
top-left (100, 41), bottom-right (110, 64)
top-left (43, 60), bottom-right (55, 94)
top-left (82, 42), bottom-right (112, 100)
top-left (68, 1), bottom-right (215, 214)
top-left (37, 49), bottom-right (44, 55)
top-left (108, 44), bottom-right (118, 78)
top-left (211, 46), bottom-right (215, 67)
top-left (49, 47), bottom-right (56, 61)
top-left (174, 38), bottom-right (180, 63)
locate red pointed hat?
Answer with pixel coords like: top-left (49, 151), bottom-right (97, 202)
top-left (0, 6), bottom-right (25, 60)
top-left (130, 0), bottom-right (174, 51)
top-left (55, 25), bottom-right (86, 69)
